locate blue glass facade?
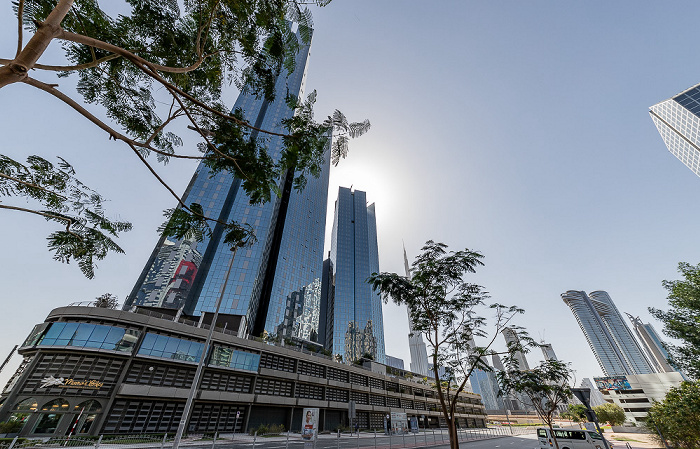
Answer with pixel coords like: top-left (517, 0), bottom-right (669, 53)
top-left (125, 29), bottom-right (331, 341)
top-left (137, 333), bottom-right (204, 363)
top-left (326, 187), bottom-right (386, 364)
top-left (37, 322), bottom-right (140, 353)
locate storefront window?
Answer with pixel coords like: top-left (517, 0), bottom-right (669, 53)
top-left (73, 400), bottom-right (102, 413)
top-left (41, 399), bottom-right (70, 412)
top-left (13, 398), bottom-right (38, 412)
top-left (33, 413), bottom-right (62, 434)
top-left (38, 322), bottom-right (140, 353)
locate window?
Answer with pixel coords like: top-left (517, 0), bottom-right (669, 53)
top-left (137, 333), bottom-right (203, 362)
top-left (537, 429), bottom-right (548, 438)
top-left (41, 399), bottom-right (69, 412)
top-left (38, 322), bottom-right (139, 353)
top-left (13, 398), bottom-right (38, 412)
top-left (210, 346), bottom-right (260, 372)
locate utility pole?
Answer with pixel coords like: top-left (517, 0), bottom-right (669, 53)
top-left (172, 247), bottom-right (239, 449)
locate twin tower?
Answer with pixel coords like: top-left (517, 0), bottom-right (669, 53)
top-left (123, 32), bottom-right (386, 364)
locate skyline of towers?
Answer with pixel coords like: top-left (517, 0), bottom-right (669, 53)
top-left (562, 290), bottom-right (654, 376)
top-left (324, 187), bottom-right (386, 364)
top-left (650, 83), bottom-right (700, 177)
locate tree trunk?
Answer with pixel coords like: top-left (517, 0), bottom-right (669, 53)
top-left (447, 417), bottom-right (459, 449)
top-left (547, 422), bottom-right (560, 449)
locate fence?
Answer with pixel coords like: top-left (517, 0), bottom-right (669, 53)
top-left (0, 426), bottom-right (536, 449)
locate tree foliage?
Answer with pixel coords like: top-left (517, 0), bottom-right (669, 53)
top-left (0, 155), bottom-right (132, 279)
top-left (649, 262), bottom-right (700, 380)
top-left (1, 0), bottom-right (369, 277)
top-left (561, 403), bottom-right (588, 425)
top-left (93, 292), bottom-right (119, 309)
top-left (497, 360), bottom-right (573, 449)
top-left (592, 403), bottom-right (625, 427)
top-left (646, 381), bottom-right (700, 449)
top-left (369, 240), bottom-right (530, 449)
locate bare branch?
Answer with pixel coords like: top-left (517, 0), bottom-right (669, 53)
top-left (15, 0), bottom-right (25, 58)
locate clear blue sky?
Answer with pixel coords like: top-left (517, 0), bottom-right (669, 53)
top-left (2, 1), bottom-right (700, 386)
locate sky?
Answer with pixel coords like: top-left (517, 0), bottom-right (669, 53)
top-left (3, 1), bottom-right (700, 388)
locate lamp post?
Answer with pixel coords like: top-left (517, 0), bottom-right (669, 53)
top-left (172, 246), bottom-right (239, 449)
top-left (571, 388), bottom-right (610, 449)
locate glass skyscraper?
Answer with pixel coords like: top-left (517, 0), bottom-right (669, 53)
top-left (562, 290), bottom-right (654, 376)
top-left (125, 29), bottom-right (331, 340)
top-left (650, 84), bottom-right (700, 176)
top-left (625, 314), bottom-right (685, 378)
top-left (325, 187), bottom-right (386, 364)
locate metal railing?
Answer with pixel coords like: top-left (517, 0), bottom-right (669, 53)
top-left (0, 427), bottom-right (536, 449)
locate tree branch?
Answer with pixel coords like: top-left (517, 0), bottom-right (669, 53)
top-left (0, 172), bottom-right (68, 201)
top-left (57, 30), bottom-right (290, 138)
top-left (0, 203), bottom-right (81, 240)
top-left (15, 0), bottom-right (25, 58)
top-left (21, 76), bottom-right (207, 162)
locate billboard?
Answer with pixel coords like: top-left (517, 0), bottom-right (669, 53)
top-left (594, 376), bottom-right (631, 391)
top-left (301, 408), bottom-right (319, 441)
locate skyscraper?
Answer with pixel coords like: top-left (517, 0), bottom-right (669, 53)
top-left (403, 246), bottom-right (429, 376)
top-left (540, 343), bottom-right (558, 361)
top-left (625, 314), bottom-right (685, 378)
top-left (125, 29), bottom-right (331, 341)
top-left (469, 368), bottom-right (504, 411)
top-left (650, 84), bottom-right (700, 177)
top-left (562, 290), bottom-right (654, 376)
top-left (501, 328), bottom-right (530, 370)
top-left (325, 187), bottom-right (386, 364)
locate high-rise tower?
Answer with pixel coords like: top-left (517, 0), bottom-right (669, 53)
top-left (562, 290), bottom-right (654, 376)
top-left (650, 84), bottom-right (700, 177)
top-left (540, 343), bottom-right (558, 361)
top-left (625, 314), bottom-right (685, 378)
top-left (125, 29), bottom-right (330, 340)
top-left (325, 187), bottom-right (386, 364)
top-left (403, 246), bottom-right (429, 376)
top-left (501, 327), bottom-right (530, 370)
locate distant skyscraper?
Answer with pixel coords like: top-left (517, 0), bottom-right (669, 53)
top-left (625, 314), bottom-right (685, 378)
top-left (469, 368), bottom-right (504, 411)
top-left (562, 290), bottom-right (654, 376)
top-left (579, 378), bottom-right (606, 408)
top-left (650, 84), bottom-right (700, 177)
top-left (325, 187), bottom-right (386, 364)
top-left (501, 328), bottom-right (530, 370)
top-left (386, 355), bottom-right (405, 371)
top-left (125, 29), bottom-right (331, 341)
top-left (540, 343), bottom-right (558, 361)
top-left (403, 245), bottom-right (429, 376)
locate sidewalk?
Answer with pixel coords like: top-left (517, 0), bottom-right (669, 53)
top-left (607, 431), bottom-right (663, 449)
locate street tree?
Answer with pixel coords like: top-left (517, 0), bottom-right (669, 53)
top-left (93, 292), bottom-right (118, 309)
top-left (593, 403), bottom-right (625, 426)
top-left (497, 359), bottom-right (574, 449)
top-left (649, 262), bottom-right (700, 379)
top-left (369, 240), bottom-right (531, 449)
top-left (0, 0), bottom-right (368, 278)
top-left (561, 403), bottom-right (588, 428)
top-left (646, 381), bottom-right (700, 449)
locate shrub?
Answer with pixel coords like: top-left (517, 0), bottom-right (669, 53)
top-left (0, 420), bottom-right (24, 434)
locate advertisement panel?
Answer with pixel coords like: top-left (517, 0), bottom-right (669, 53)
top-left (593, 376), bottom-right (631, 391)
top-left (301, 408), bottom-right (319, 441)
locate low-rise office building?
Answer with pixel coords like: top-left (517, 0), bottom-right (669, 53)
top-left (0, 306), bottom-right (486, 438)
top-left (596, 372), bottom-right (684, 423)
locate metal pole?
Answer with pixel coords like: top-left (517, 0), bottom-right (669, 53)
top-left (0, 345), bottom-right (17, 375)
top-left (337, 429), bottom-right (340, 449)
top-left (211, 431), bottom-right (218, 449)
top-left (161, 433), bottom-right (167, 449)
top-left (286, 430), bottom-right (290, 449)
top-left (374, 429), bottom-right (377, 449)
top-left (172, 247), bottom-right (238, 449)
top-left (357, 427), bottom-right (360, 449)
top-left (94, 435), bottom-right (103, 449)
top-left (651, 420), bottom-right (671, 449)
top-left (7, 436), bottom-right (18, 449)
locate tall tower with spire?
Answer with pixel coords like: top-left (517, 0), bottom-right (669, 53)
top-left (404, 245), bottom-right (429, 376)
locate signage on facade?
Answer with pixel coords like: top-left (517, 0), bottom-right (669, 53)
top-left (593, 376), bottom-right (631, 391)
top-left (40, 376), bottom-right (104, 389)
